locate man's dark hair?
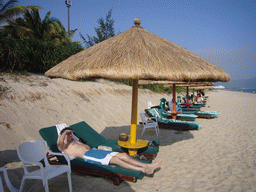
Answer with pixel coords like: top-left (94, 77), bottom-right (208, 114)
top-left (59, 127), bottom-right (87, 144)
top-left (60, 127), bottom-right (73, 135)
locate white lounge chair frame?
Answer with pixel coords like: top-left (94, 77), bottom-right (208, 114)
top-left (17, 140), bottom-right (72, 192)
top-left (0, 167), bottom-right (19, 192)
top-left (148, 101), bottom-right (153, 108)
top-left (140, 113), bottom-right (159, 136)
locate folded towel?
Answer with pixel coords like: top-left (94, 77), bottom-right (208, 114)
top-left (56, 123), bottom-right (68, 134)
top-left (98, 145), bottom-right (113, 151)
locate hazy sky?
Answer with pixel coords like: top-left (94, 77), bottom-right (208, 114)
top-left (21, 0), bottom-right (256, 80)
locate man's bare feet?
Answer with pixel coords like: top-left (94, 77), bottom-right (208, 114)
top-left (143, 160), bottom-right (162, 175)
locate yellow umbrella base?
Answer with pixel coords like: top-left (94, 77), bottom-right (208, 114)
top-left (118, 139), bottom-right (148, 156)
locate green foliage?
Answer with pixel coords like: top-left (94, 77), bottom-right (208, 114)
top-left (113, 80), bottom-right (133, 86)
top-left (0, 35), bottom-right (25, 72)
top-left (0, 77), bottom-right (5, 81)
top-left (0, 77), bottom-right (9, 95)
top-left (0, 36), bottom-right (84, 73)
top-left (139, 84), bottom-right (176, 94)
top-left (0, 85), bottom-right (9, 93)
top-left (80, 8), bottom-right (115, 48)
top-left (0, 0), bottom-right (43, 23)
top-left (141, 85), bottom-right (186, 94)
top-left (176, 87), bottom-right (187, 94)
top-left (3, 8), bottom-right (71, 43)
top-left (0, 0), bottom-right (19, 14)
top-left (0, 3), bottom-right (82, 74)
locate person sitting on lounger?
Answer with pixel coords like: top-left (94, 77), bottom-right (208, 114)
top-left (57, 128), bottom-right (162, 175)
top-left (196, 93), bottom-right (203, 103)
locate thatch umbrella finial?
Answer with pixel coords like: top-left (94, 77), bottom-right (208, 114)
top-left (134, 18), bottom-right (141, 26)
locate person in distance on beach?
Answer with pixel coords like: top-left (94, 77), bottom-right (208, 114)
top-left (57, 128), bottom-right (162, 175)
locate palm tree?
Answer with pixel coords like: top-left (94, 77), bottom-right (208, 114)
top-left (0, 0), bottom-right (42, 23)
top-left (0, 0), bottom-right (18, 23)
top-left (0, 0), bottom-right (18, 13)
top-left (48, 18), bottom-right (75, 43)
top-left (3, 8), bottom-right (71, 43)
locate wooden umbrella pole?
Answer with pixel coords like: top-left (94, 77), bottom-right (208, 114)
top-left (192, 88), bottom-right (195, 103)
top-left (118, 79), bottom-right (147, 156)
top-left (173, 84), bottom-right (176, 111)
top-left (130, 79), bottom-right (138, 145)
top-left (186, 86), bottom-right (189, 108)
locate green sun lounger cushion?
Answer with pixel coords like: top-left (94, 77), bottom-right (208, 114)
top-left (181, 108), bottom-right (201, 114)
top-left (69, 121), bottom-right (160, 156)
top-left (194, 102), bottom-right (205, 105)
top-left (69, 121), bottom-right (107, 148)
top-left (146, 108), bottom-right (201, 130)
top-left (195, 111), bottom-right (220, 117)
top-left (180, 103), bottom-right (204, 108)
top-left (39, 121), bottom-right (160, 179)
top-left (157, 108), bottom-right (197, 121)
top-left (157, 109), bottom-right (173, 118)
top-left (182, 108), bottom-right (220, 118)
top-left (177, 114), bottom-right (198, 120)
top-left (39, 121), bottom-right (159, 156)
top-left (39, 123), bottom-right (145, 179)
top-left (189, 105), bottom-right (202, 108)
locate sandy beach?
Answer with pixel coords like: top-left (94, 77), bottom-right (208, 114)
top-left (0, 73), bottom-right (256, 192)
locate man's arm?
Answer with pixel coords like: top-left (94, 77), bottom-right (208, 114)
top-left (57, 130), bottom-right (72, 151)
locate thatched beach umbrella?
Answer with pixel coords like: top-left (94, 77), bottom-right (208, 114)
top-left (165, 82), bottom-right (215, 107)
top-left (140, 80), bottom-right (214, 112)
top-left (46, 18), bottom-right (230, 155)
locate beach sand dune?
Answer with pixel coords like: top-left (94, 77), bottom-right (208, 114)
top-left (0, 73), bottom-right (256, 191)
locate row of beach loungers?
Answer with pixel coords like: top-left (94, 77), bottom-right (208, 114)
top-left (142, 96), bottom-right (220, 132)
top-left (1, 96), bottom-right (220, 191)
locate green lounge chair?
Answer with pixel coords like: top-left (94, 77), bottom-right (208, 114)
top-left (156, 107), bottom-right (198, 122)
top-left (180, 102), bottom-right (205, 108)
top-left (181, 108), bottom-right (220, 119)
top-left (39, 121), bottom-right (160, 185)
top-left (145, 108), bottom-right (202, 131)
top-left (175, 102), bottom-right (220, 119)
top-left (159, 98), bottom-right (167, 110)
top-left (176, 113), bottom-right (198, 121)
top-left (192, 102), bottom-right (206, 107)
top-left (177, 96), bottom-right (182, 103)
top-left (157, 100), bottom-right (198, 121)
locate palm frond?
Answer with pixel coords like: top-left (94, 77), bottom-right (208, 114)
top-left (0, 0), bottom-right (18, 13)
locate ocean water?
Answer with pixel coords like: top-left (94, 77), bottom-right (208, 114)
top-left (227, 88), bottom-right (256, 94)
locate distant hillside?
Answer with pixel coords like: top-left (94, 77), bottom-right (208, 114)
top-left (215, 78), bottom-right (256, 89)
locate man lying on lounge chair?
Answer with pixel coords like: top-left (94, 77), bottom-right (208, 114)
top-left (57, 128), bottom-right (162, 175)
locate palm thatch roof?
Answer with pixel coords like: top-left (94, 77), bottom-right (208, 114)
top-left (163, 82), bottom-right (214, 87)
top-left (45, 19), bottom-right (231, 82)
top-left (139, 80), bottom-right (185, 85)
top-left (139, 80), bottom-right (214, 86)
top-left (189, 86), bottom-right (213, 90)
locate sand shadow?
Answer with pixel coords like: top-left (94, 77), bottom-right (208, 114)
top-left (101, 124), bottom-right (194, 147)
top-left (0, 150), bottom-right (20, 167)
top-left (0, 123), bottom-right (193, 190)
top-left (1, 166), bottom-right (136, 192)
